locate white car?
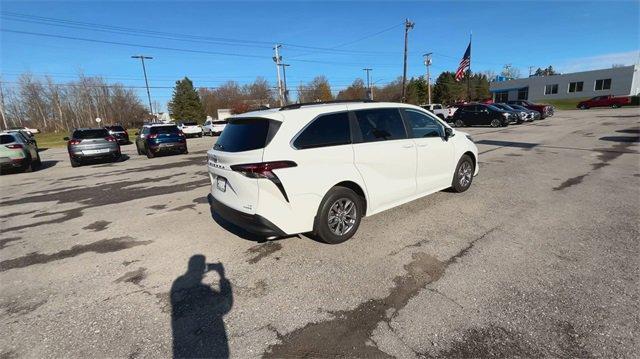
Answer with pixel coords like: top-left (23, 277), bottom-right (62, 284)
top-left (206, 101), bottom-right (478, 244)
top-left (177, 121), bottom-right (203, 138)
top-left (420, 103), bottom-right (451, 120)
top-left (203, 119), bottom-right (228, 136)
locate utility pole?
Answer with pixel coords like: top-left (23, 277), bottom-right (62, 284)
top-left (131, 55), bottom-right (154, 115)
top-left (401, 19), bottom-right (415, 103)
top-left (0, 83), bottom-right (7, 130)
top-left (279, 63), bottom-right (290, 104)
top-left (363, 68), bottom-right (372, 100)
top-left (273, 44), bottom-right (284, 106)
top-left (423, 53), bottom-right (432, 105)
top-left (529, 66), bottom-right (535, 77)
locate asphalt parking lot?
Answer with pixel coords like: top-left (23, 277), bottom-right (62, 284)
top-left (1, 107), bottom-right (638, 358)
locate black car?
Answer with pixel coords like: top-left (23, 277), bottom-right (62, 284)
top-left (451, 104), bottom-right (512, 127)
top-left (491, 103), bottom-right (525, 124)
top-left (104, 125), bottom-right (130, 145)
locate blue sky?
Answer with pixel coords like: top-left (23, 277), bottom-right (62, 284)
top-left (1, 1), bottom-right (639, 111)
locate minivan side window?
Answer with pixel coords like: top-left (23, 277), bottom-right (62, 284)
top-left (354, 108), bottom-right (407, 142)
top-left (403, 109), bottom-right (443, 138)
top-left (293, 112), bottom-right (350, 149)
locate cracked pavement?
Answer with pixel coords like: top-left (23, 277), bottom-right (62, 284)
top-left (0, 107), bottom-right (638, 358)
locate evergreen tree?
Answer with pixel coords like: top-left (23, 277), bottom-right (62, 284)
top-left (168, 77), bottom-right (206, 122)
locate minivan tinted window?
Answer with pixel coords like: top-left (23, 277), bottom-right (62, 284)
top-left (73, 129), bottom-right (109, 139)
top-left (355, 108), bottom-right (407, 142)
top-left (293, 112), bottom-right (350, 149)
top-left (214, 118), bottom-right (276, 152)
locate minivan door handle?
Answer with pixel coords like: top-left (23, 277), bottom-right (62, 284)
top-left (401, 144), bottom-right (414, 148)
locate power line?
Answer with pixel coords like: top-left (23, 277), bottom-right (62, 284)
top-left (1, 11), bottom-right (397, 56)
top-left (0, 28), bottom-right (400, 68)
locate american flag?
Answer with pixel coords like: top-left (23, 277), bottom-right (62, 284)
top-left (455, 43), bottom-right (471, 82)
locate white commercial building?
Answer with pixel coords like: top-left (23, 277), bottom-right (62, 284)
top-left (490, 64), bottom-right (640, 102)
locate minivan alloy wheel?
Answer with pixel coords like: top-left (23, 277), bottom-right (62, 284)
top-left (327, 198), bottom-right (357, 236)
top-left (459, 161), bottom-right (473, 187)
top-left (491, 119), bottom-right (501, 127)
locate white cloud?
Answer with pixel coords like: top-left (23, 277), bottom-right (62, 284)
top-left (556, 50), bottom-right (640, 73)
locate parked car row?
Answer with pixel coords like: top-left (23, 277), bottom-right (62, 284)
top-left (448, 101), bottom-right (552, 128)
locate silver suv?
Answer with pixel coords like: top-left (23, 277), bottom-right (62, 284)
top-left (65, 128), bottom-right (121, 167)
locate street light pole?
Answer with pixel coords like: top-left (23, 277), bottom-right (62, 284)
top-left (131, 55), bottom-right (154, 115)
top-left (423, 53), bottom-right (432, 105)
top-left (363, 68), bottom-right (372, 100)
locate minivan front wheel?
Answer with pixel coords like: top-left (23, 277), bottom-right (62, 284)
top-left (490, 119), bottom-right (501, 127)
top-left (451, 155), bottom-right (474, 192)
top-left (313, 187), bottom-right (363, 244)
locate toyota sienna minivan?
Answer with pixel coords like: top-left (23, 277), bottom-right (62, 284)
top-left (207, 101), bottom-right (478, 244)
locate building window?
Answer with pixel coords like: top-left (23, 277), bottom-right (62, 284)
top-left (544, 84), bottom-right (558, 95)
top-left (517, 87), bottom-right (528, 100)
top-left (568, 81), bottom-right (583, 93)
top-left (595, 79), bottom-right (612, 91)
top-left (495, 92), bottom-right (508, 102)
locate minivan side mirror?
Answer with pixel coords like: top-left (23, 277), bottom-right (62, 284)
top-left (444, 127), bottom-right (454, 140)
top-left (63, 137), bottom-right (70, 141)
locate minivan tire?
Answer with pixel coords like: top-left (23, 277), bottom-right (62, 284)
top-left (454, 119), bottom-right (465, 127)
top-left (313, 187), bottom-right (364, 244)
top-left (491, 119), bottom-right (501, 127)
top-left (146, 149), bottom-right (155, 159)
top-left (451, 155), bottom-right (474, 193)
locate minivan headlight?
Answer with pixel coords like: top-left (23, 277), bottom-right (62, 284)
top-left (502, 113), bottom-right (510, 118)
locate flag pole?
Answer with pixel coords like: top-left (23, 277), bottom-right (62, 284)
top-left (467, 32), bottom-right (472, 101)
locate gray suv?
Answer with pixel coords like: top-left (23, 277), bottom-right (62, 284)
top-left (65, 128), bottom-right (121, 167)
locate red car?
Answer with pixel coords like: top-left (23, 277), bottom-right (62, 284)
top-left (508, 100), bottom-right (554, 119)
top-left (577, 95), bottom-right (630, 109)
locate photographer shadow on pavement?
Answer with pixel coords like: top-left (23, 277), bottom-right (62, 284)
top-left (171, 255), bottom-right (233, 358)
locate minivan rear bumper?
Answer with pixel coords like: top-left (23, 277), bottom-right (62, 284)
top-left (209, 195), bottom-right (287, 238)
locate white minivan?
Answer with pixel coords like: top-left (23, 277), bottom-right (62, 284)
top-left (207, 101), bottom-right (478, 244)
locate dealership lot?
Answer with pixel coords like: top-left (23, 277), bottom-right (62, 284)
top-left (0, 108), bottom-right (638, 357)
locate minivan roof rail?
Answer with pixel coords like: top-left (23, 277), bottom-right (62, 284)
top-left (279, 99), bottom-right (376, 111)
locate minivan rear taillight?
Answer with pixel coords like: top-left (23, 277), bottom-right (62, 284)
top-left (230, 161), bottom-right (297, 179)
top-left (106, 136), bottom-right (117, 142)
top-left (230, 161), bottom-right (297, 201)
top-left (69, 139), bottom-right (82, 145)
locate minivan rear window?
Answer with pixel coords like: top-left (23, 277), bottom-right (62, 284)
top-left (73, 129), bottom-right (109, 139)
top-left (293, 112), bottom-right (350, 149)
top-left (214, 118), bottom-right (277, 152)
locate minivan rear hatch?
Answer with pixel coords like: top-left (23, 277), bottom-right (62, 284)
top-left (207, 117), bottom-right (281, 215)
